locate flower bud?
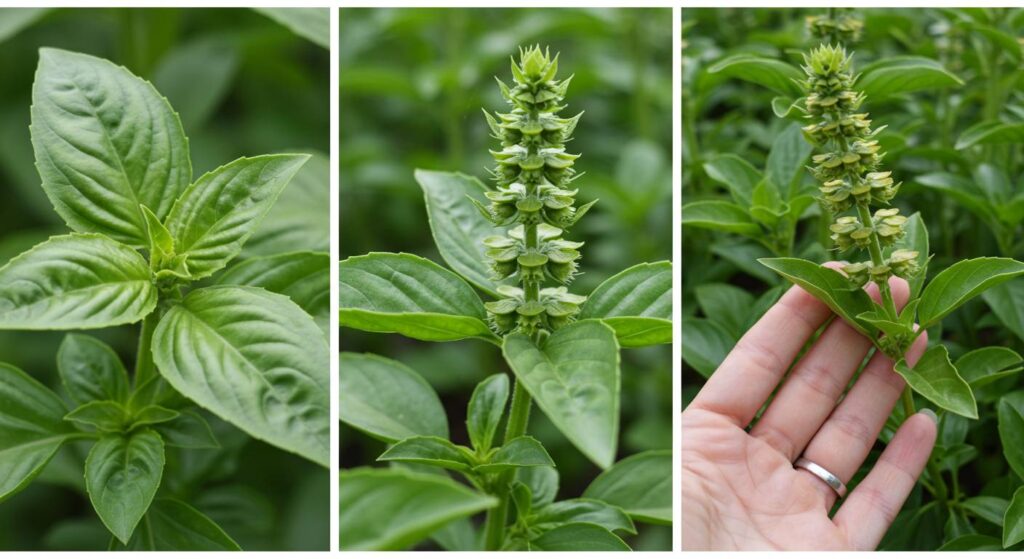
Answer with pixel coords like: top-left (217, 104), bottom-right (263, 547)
top-left (869, 263), bottom-right (892, 284)
top-left (873, 208), bottom-right (906, 246)
top-left (830, 216), bottom-right (871, 251)
top-left (843, 261), bottom-right (871, 288)
top-left (889, 249), bottom-right (920, 279)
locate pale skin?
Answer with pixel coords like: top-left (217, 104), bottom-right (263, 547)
top-left (682, 272), bottom-right (938, 550)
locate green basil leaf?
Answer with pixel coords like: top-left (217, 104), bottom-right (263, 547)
top-left (895, 346), bottom-right (977, 419)
top-left (999, 392), bottom-right (1024, 480)
top-left (339, 352), bottom-right (448, 442)
top-left (415, 169), bottom-right (502, 298)
top-left (0, 234), bottom-right (157, 330)
top-left (582, 450), bottom-right (671, 525)
top-left (694, 282), bottom-right (756, 339)
top-left (759, 257), bottom-right (877, 336)
top-left (243, 150), bottom-right (329, 257)
top-left (766, 123), bottom-right (812, 193)
top-left (503, 320), bottom-right (620, 469)
top-left (86, 429), bottom-right (165, 544)
top-left (939, 534), bottom-right (1003, 551)
top-left (65, 401), bottom-right (126, 432)
top-left (961, 496), bottom-right (1009, 527)
top-left (945, 507), bottom-right (975, 540)
top-left (0, 9), bottom-right (50, 43)
top-left (857, 56), bottom-right (963, 97)
top-left (155, 410), bottom-right (219, 450)
top-left (377, 436), bottom-right (474, 473)
top-left (958, 347), bottom-right (1023, 388)
top-left (152, 285), bottom-right (329, 467)
top-left (956, 120), bottom-right (1024, 150)
top-left (916, 172), bottom-right (1000, 225)
top-left (983, 280), bottom-right (1024, 343)
top-left (0, 362), bottom-right (74, 501)
top-left (217, 251), bottom-right (329, 336)
top-left (466, 373), bottom-right (509, 453)
top-left (476, 436), bottom-right (554, 474)
top-left (166, 154), bottom-right (310, 280)
top-left (529, 499), bottom-right (636, 535)
top-left (771, 95), bottom-right (802, 119)
top-left (527, 522), bottom-right (630, 551)
top-left (579, 261), bottom-right (671, 347)
top-left (152, 36), bottom-right (238, 132)
top-left (1006, 486), bottom-right (1024, 548)
top-left (129, 405), bottom-right (179, 430)
top-left (681, 200), bottom-right (761, 236)
top-left (339, 468), bottom-right (497, 551)
top-left (254, 8), bottom-right (329, 49)
top-left (707, 54), bottom-right (803, 96)
top-left (517, 466), bottom-right (559, 508)
top-left (339, 252), bottom-right (497, 343)
top-left (113, 498), bottom-right (241, 551)
top-left (918, 258), bottom-right (1024, 327)
top-left (702, 154), bottom-right (762, 206)
top-left (57, 334), bottom-right (130, 405)
top-left (30, 48), bottom-right (191, 247)
top-left (681, 317), bottom-right (734, 378)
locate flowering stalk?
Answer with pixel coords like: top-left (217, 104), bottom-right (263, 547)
top-left (479, 45), bottom-right (592, 341)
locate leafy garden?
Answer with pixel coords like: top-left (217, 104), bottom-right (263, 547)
top-left (0, 8), bottom-right (329, 551)
top-left (684, 7), bottom-right (1024, 551)
top-left (340, 8), bottom-right (673, 552)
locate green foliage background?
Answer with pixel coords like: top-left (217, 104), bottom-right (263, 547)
top-left (0, 8), bottom-right (328, 551)
top-left (340, 7), bottom-right (673, 551)
top-left (684, 7), bottom-right (1024, 551)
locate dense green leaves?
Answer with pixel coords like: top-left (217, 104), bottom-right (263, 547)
top-left (217, 251), bottom-right (329, 335)
top-left (956, 121), bottom-right (1024, 150)
top-left (0, 234), bottom-right (156, 330)
top-left (857, 56), bottom-right (963, 97)
top-left (759, 257), bottom-right (876, 336)
top-left (958, 347), bottom-right (1023, 388)
top-left (582, 450), bottom-right (672, 525)
top-left (153, 286), bottom-right (329, 466)
top-left (503, 320), bottom-right (620, 469)
top-left (416, 170), bottom-right (502, 297)
top-left (156, 410), bottom-right (219, 450)
top-left (984, 280), bottom-right (1024, 343)
top-left (961, 496), bottom-right (1009, 527)
top-left (680, 318), bottom-right (733, 378)
top-left (113, 498), bottom-right (240, 551)
top-left (895, 346), bottom-right (977, 419)
top-left (579, 261), bottom-right (672, 347)
top-left (85, 429), bottom-right (165, 544)
top-left (57, 334), bottom-right (130, 405)
top-left (166, 154), bottom-right (309, 279)
top-left (918, 258), bottom-right (1024, 327)
top-left (338, 353), bottom-right (448, 442)
top-left (64, 401), bottom-right (127, 432)
top-left (0, 363), bottom-right (74, 501)
top-left (707, 54), bottom-right (803, 96)
top-left (702, 154), bottom-right (762, 205)
top-left (339, 468), bottom-right (497, 551)
top-left (466, 374), bottom-right (509, 453)
top-left (30, 48), bottom-right (191, 247)
top-left (339, 252), bottom-right (497, 343)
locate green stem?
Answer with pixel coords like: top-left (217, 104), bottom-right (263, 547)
top-left (855, 203), bottom-right (899, 320)
top-left (135, 310), bottom-right (159, 388)
top-left (483, 380), bottom-right (532, 551)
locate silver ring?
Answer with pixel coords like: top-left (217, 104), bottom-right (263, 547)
top-left (795, 457), bottom-right (847, 498)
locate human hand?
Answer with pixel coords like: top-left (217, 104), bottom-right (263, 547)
top-left (681, 273), bottom-right (938, 550)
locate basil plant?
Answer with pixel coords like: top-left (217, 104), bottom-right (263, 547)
top-left (339, 46), bottom-right (672, 551)
top-left (0, 48), bottom-right (329, 550)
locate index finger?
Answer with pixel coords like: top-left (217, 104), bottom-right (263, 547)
top-left (688, 282), bottom-right (833, 427)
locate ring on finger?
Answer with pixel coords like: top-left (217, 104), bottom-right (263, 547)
top-left (795, 457), bottom-right (848, 498)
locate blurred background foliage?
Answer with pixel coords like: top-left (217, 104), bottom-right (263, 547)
top-left (340, 7), bottom-right (673, 551)
top-left (0, 7), bottom-right (328, 551)
top-left (684, 8), bottom-right (1024, 550)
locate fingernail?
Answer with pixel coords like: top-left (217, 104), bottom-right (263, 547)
top-left (919, 408), bottom-right (938, 424)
